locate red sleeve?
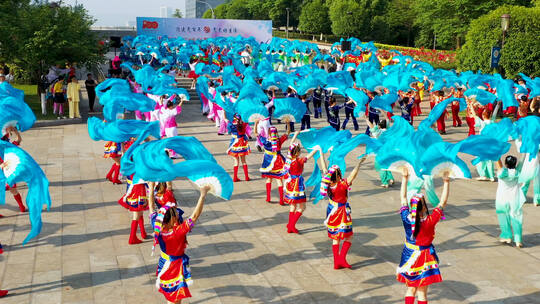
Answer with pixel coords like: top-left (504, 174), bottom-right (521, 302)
top-left (279, 134), bottom-right (288, 145)
top-left (176, 218), bottom-right (194, 236)
top-left (300, 157), bottom-right (308, 165)
top-left (428, 208), bottom-right (442, 226)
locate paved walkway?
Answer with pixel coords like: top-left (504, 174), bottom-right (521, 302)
top-left (1, 88), bottom-right (539, 304)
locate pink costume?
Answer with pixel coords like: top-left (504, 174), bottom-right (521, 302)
top-left (256, 117), bottom-right (271, 148)
top-left (129, 80), bottom-right (151, 121)
top-left (160, 106), bottom-right (182, 138)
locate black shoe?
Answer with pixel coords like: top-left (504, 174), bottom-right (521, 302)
top-left (257, 146), bottom-right (262, 152)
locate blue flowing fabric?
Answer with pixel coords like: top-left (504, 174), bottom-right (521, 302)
top-left (236, 98), bottom-right (269, 123)
top-left (213, 93), bottom-right (236, 121)
top-left (0, 95), bottom-right (36, 134)
top-left (369, 93), bottom-right (399, 113)
top-left (328, 134), bottom-right (380, 173)
top-left (0, 82), bottom-right (25, 100)
top-left (513, 116), bottom-right (540, 160)
top-left (96, 78), bottom-right (156, 122)
top-left (418, 98), bottom-right (452, 130)
top-left (356, 70), bottom-right (385, 92)
top-left (495, 79), bottom-right (519, 110)
top-left (346, 88), bottom-right (369, 118)
top-left (419, 142), bottom-right (471, 178)
top-left (457, 135), bottom-right (511, 165)
top-left (295, 70), bottom-right (327, 95)
top-left (0, 141), bottom-right (51, 244)
top-left (463, 88), bottom-right (497, 105)
top-left (518, 73), bottom-right (540, 98)
top-left (273, 97), bottom-right (306, 122)
top-left (378, 116), bottom-right (415, 144)
top-left (238, 80), bottom-right (267, 103)
top-left (87, 118), bottom-right (160, 142)
top-left (295, 127), bottom-right (351, 204)
top-left (445, 97), bottom-right (467, 111)
top-left (196, 76), bottom-right (210, 111)
top-left (325, 71), bottom-right (353, 95)
top-left (122, 133), bottom-right (233, 200)
top-left (261, 72), bottom-right (290, 92)
top-left (480, 118), bottom-right (516, 142)
top-left (376, 134), bottom-right (420, 178)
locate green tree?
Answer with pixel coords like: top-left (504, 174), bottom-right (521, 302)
top-left (269, 0), bottom-right (303, 29)
top-left (298, 0), bottom-right (331, 34)
top-left (246, 0), bottom-right (272, 20)
top-left (203, 3), bottom-right (228, 19)
top-left (413, 0), bottom-right (533, 50)
top-left (225, 0), bottom-right (253, 19)
top-left (383, 0), bottom-right (416, 46)
top-left (458, 5), bottom-right (540, 77)
top-left (0, 1), bottom-right (103, 82)
top-left (173, 9), bottom-right (182, 18)
top-left (328, 0), bottom-right (370, 38)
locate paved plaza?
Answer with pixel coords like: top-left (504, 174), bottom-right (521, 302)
top-left (0, 87), bottom-right (539, 304)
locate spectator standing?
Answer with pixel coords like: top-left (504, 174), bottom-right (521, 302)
top-left (53, 75), bottom-right (66, 119)
top-left (37, 73), bottom-right (50, 115)
top-left (85, 73), bottom-right (97, 112)
top-left (67, 76), bottom-right (81, 119)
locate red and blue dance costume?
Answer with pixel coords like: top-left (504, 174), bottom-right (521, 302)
top-left (118, 175), bottom-right (149, 212)
top-left (260, 134), bottom-right (288, 179)
top-left (325, 180), bottom-right (353, 240)
top-left (397, 206), bottom-right (443, 287)
top-left (227, 123), bottom-right (250, 157)
top-left (156, 218), bottom-right (194, 303)
top-left (0, 138), bottom-right (26, 212)
top-left (104, 141), bottom-right (123, 184)
top-left (284, 157), bottom-right (307, 204)
top-left (103, 141), bottom-right (121, 158)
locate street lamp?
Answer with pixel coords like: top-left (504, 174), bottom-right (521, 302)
top-left (197, 0), bottom-right (215, 19)
top-left (501, 14), bottom-right (510, 46)
top-left (286, 8), bottom-right (290, 39)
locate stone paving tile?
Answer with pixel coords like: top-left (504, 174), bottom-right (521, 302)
top-left (0, 92), bottom-right (539, 304)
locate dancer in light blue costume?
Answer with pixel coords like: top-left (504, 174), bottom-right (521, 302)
top-left (519, 148), bottom-right (540, 206)
top-left (495, 155), bottom-right (526, 247)
top-left (473, 110), bottom-right (495, 181)
top-left (364, 115), bottom-right (394, 188)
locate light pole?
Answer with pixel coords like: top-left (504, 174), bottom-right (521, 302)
top-left (501, 14), bottom-right (510, 46)
top-left (197, 0), bottom-right (215, 18)
top-left (286, 7), bottom-right (290, 39)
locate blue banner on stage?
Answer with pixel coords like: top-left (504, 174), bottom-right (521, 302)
top-left (136, 17), bottom-right (272, 43)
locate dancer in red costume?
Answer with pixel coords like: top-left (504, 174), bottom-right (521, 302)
top-left (153, 186), bottom-right (210, 304)
top-left (117, 138), bottom-right (149, 244)
top-left (283, 131), bottom-right (321, 233)
top-left (104, 140), bottom-right (122, 184)
top-left (1, 126), bottom-right (27, 213)
top-left (227, 114), bottom-right (250, 182)
top-left (260, 124), bottom-right (291, 205)
top-left (398, 168), bottom-right (451, 304)
top-left (320, 156), bottom-right (367, 269)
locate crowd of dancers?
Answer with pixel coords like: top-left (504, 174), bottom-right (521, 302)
top-left (0, 34), bottom-right (539, 303)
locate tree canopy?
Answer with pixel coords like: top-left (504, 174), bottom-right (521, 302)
top-left (0, 0), bottom-right (103, 82)
top-left (298, 0), bottom-right (331, 34)
top-left (458, 5), bottom-right (540, 77)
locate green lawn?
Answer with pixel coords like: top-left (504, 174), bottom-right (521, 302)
top-left (13, 84), bottom-right (57, 120)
